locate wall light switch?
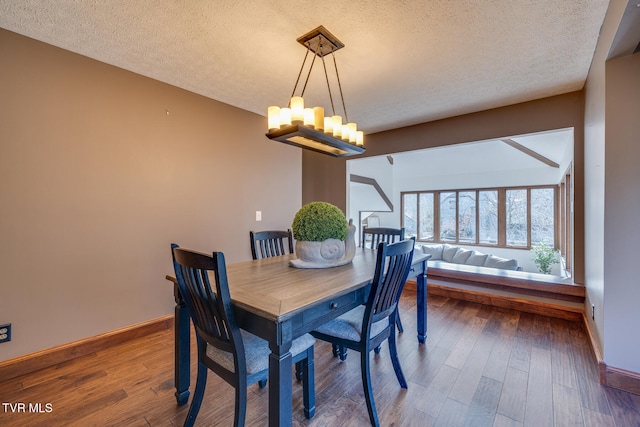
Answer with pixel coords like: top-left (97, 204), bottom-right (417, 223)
top-left (256, 211), bottom-right (262, 221)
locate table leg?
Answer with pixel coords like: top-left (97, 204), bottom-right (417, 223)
top-left (174, 283), bottom-right (191, 406)
top-left (268, 339), bottom-right (293, 427)
top-left (416, 269), bottom-right (427, 344)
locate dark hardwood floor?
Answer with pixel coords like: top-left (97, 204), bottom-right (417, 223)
top-left (1, 290), bottom-right (639, 426)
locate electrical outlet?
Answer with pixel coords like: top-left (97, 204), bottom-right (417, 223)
top-left (256, 211), bottom-right (262, 221)
top-left (591, 304), bottom-right (595, 320)
top-left (0, 323), bottom-right (11, 343)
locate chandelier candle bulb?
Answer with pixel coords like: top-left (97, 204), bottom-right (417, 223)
top-left (280, 108), bottom-right (291, 127)
top-left (348, 123), bottom-right (357, 143)
top-left (332, 115), bottom-right (342, 138)
top-left (314, 107), bottom-right (324, 130)
top-left (356, 131), bottom-right (364, 146)
top-left (342, 124), bottom-right (350, 141)
top-left (303, 108), bottom-right (315, 127)
top-left (290, 96), bottom-right (304, 123)
top-left (268, 106), bottom-right (281, 131)
top-left (324, 117), bottom-right (333, 134)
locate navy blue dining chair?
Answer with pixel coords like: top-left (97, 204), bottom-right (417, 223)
top-left (171, 244), bottom-right (315, 426)
top-left (311, 239), bottom-right (415, 426)
top-left (250, 229), bottom-right (294, 260)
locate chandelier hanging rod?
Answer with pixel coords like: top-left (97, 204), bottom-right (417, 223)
top-left (294, 27), bottom-right (349, 119)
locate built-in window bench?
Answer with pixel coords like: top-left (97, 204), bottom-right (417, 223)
top-left (405, 260), bottom-right (585, 321)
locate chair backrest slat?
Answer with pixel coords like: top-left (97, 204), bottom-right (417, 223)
top-left (250, 229), bottom-right (294, 260)
top-left (366, 239), bottom-right (415, 326)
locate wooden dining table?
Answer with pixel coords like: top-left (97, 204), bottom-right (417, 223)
top-left (166, 247), bottom-right (429, 427)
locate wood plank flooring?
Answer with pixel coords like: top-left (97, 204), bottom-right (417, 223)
top-left (1, 290), bottom-right (639, 426)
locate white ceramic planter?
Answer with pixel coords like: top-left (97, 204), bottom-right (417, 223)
top-left (290, 222), bottom-right (356, 269)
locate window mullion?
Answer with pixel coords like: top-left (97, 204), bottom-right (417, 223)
top-left (415, 192), bottom-right (421, 241)
top-left (434, 191), bottom-right (440, 242)
top-left (475, 190), bottom-right (479, 244)
top-left (455, 191), bottom-right (459, 243)
top-left (498, 189), bottom-right (506, 246)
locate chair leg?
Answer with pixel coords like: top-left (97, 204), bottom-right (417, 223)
top-left (396, 310), bottom-right (404, 333)
top-left (388, 326), bottom-right (408, 389)
top-left (302, 347), bottom-right (316, 419)
top-left (183, 360), bottom-right (208, 427)
top-left (338, 345), bottom-right (348, 361)
top-left (360, 351), bottom-right (380, 427)
top-left (258, 378), bottom-right (267, 388)
top-left (331, 344), bottom-right (349, 359)
top-left (234, 376), bottom-right (248, 427)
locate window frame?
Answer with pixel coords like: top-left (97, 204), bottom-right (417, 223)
top-left (401, 184), bottom-right (559, 250)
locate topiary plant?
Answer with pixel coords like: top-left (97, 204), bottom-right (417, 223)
top-left (292, 201), bottom-right (348, 242)
top-left (531, 242), bottom-right (560, 274)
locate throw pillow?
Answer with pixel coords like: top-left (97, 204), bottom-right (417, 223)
top-left (452, 248), bottom-right (473, 264)
top-left (466, 251), bottom-right (489, 266)
top-left (421, 244), bottom-right (443, 260)
top-left (442, 244), bottom-right (459, 263)
top-left (484, 255), bottom-right (518, 270)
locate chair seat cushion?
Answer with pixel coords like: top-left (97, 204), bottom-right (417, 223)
top-left (206, 331), bottom-right (315, 375)
top-left (313, 305), bottom-right (388, 342)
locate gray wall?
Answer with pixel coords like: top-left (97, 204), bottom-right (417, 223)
top-left (0, 29), bottom-right (301, 361)
top-left (603, 52), bottom-right (640, 373)
top-left (583, 0), bottom-right (640, 374)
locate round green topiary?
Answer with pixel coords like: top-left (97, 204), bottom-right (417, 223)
top-left (292, 202), bottom-right (348, 242)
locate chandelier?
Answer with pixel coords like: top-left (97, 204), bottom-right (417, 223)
top-left (266, 26), bottom-right (365, 157)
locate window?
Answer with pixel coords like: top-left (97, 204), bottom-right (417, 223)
top-left (478, 190), bottom-right (498, 244)
top-left (402, 185), bottom-right (558, 249)
top-left (403, 193), bottom-right (417, 237)
top-left (439, 192), bottom-right (456, 241)
top-left (531, 188), bottom-right (555, 246)
top-left (506, 189), bottom-right (527, 247)
top-left (419, 193), bottom-right (434, 240)
top-left (458, 191), bottom-right (476, 243)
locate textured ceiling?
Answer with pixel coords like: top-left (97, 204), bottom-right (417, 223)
top-left (0, 1), bottom-right (610, 134)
